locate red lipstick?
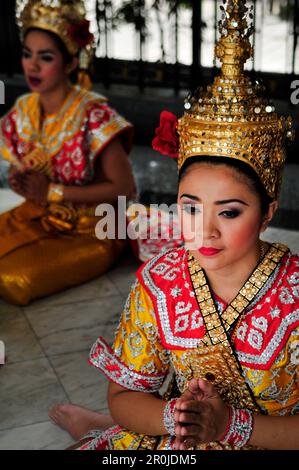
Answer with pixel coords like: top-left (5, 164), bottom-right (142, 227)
top-left (28, 76), bottom-right (42, 88)
top-left (198, 247), bottom-right (222, 256)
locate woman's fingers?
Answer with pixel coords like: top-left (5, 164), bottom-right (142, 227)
top-left (179, 424), bottom-right (201, 437)
top-left (22, 174), bottom-right (36, 195)
top-left (177, 411), bottom-right (201, 425)
top-left (176, 399), bottom-right (203, 413)
top-left (196, 378), bottom-right (219, 398)
top-left (8, 166), bottom-right (19, 179)
top-left (188, 378), bottom-right (201, 393)
top-left (9, 180), bottom-right (25, 195)
top-left (187, 378), bottom-right (219, 401)
top-left (177, 389), bottom-right (195, 405)
top-left (15, 173), bottom-right (27, 190)
top-left (181, 438), bottom-right (197, 450)
top-left (174, 409), bottom-right (180, 424)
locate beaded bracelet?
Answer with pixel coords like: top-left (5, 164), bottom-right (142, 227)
top-left (163, 398), bottom-right (178, 436)
top-left (220, 406), bottom-right (254, 448)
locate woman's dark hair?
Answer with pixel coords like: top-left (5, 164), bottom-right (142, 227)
top-left (24, 28), bottom-right (78, 83)
top-left (178, 156), bottom-right (273, 216)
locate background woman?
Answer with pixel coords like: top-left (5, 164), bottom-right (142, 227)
top-left (0, 0), bottom-right (135, 305)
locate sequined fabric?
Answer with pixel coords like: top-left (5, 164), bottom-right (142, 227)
top-left (83, 247), bottom-right (299, 450)
top-left (0, 86), bottom-right (132, 305)
top-left (0, 86), bottom-right (133, 182)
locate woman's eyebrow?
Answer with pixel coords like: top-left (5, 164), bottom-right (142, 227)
top-left (180, 194), bottom-right (249, 206)
top-left (215, 199), bottom-right (249, 206)
top-left (180, 194), bottom-right (200, 201)
top-left (22, 46), bottom-right (55, 54)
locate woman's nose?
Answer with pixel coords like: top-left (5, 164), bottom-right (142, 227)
top-left (27, 57), bottom-right (40, 72)
top-left (202, 212), bottom-right (219, 239)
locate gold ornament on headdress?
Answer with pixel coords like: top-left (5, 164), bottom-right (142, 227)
top-left (177, 0), bottom-right (294, 199)
top-left (16, 0), bottom-right (94, 89)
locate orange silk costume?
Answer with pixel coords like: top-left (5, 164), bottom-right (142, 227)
top-left (77, 243), bottom-right (299, 450)
top-left (0, 85), bottom-right (133, 305)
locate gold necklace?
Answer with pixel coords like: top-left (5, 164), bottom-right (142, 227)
top-left (230, 240), bottom-right (271, 342)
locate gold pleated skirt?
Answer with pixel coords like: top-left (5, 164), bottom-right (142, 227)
top-left (0, 201), bottom-right (126, 305)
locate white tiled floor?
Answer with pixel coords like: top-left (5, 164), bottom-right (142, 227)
top-left (0, 248), bottom-right (139, 450)
top-left (0, 189), bottom-right (24, 214)
top-left (0, 190), bottom-right (298, 449)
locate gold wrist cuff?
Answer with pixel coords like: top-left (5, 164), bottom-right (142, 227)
top-left (47, 183), bottom-right (64, 204)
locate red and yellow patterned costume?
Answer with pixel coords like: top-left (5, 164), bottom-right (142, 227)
top-left (75, 243), bottom-right (299, 450)
top-left (0, 85), bottom-right (133, 305)
top-left (67, 0), bottom-right (298, 451)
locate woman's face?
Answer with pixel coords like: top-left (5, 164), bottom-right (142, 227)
top-left (22, 30), bottom-right (69, 94)
top-left (178, 163), bottom-right (267, 272)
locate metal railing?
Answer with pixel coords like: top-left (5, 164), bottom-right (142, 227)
top-left (1, 0), bottom-right (299, 96)
top-left (87, 0), bottom-right (299, 94)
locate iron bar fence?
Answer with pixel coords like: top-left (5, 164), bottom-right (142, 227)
top-left (1, 0), bottom-right (298, 97)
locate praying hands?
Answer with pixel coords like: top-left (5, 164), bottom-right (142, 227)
top-left (8, 165), bottom-right (49, 206)
top-left (173, 378), bottom-right (229, 450)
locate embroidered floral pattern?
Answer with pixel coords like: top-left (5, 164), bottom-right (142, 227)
top-left (86, 249), bottom-right (299, 451)
top-left (289, 339), bottom-right (299, 365)
top-left (0, 88), bottom-right (133, 185)
top-left (138, 247), bottom-right (205, 349)
top-left (89, 338), bottom-right (167, 392)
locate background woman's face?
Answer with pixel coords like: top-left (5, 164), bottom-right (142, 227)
top-left (178, 163), bottom-right (264, 271)
top-left (22, 30), bottom-right (68, 95)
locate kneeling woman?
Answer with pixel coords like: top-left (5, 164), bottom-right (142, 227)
top-left (0, 1), bottom-right (135, 305)
top-left (50, 1), bottom-right (299, 450)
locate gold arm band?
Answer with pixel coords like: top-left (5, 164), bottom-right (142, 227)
top-left (47, 183), bottom-right (64, 204)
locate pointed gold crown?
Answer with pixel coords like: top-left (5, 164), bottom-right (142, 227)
top-left (177, 0), bottom-right (294, 198)
top-left (17, 0), bottom-right (93, 56)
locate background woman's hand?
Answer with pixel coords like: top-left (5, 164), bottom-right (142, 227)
top-left (8, 165), bottom-right (27, 198)
top-left (22, 171), bottom-right (49, 206)
top-left (9, 166), bottom-right (49, 206)
top-left (173, 378), bottom-right (229, 450)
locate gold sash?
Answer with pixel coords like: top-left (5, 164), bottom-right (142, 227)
top-left (0, 200), bottom-right (100, 260)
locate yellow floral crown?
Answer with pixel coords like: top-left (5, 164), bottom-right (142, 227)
top-left (17, 0), bottom-right (94, 56)
top-left (154, 0), bottom-right (294, 199)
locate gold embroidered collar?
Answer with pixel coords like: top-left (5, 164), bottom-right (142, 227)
top-left (187, 242), bottom-right (289, 347)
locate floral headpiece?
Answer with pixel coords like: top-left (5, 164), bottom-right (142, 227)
top-left (17, 0), bottom-right (94, 56)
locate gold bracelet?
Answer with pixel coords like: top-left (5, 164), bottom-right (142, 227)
top-left (47, 183), bottom-right (64, 204)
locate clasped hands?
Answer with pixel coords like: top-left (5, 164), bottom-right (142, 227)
top-left (172, 378), bottom-right (229, 450)
top-left (8, 165), bottom-right (49, 206)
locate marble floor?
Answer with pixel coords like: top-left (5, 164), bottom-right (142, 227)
top-left (0, 245), bottom-right (140, 450)
top-left (0, 193), bottom-right (298, 449)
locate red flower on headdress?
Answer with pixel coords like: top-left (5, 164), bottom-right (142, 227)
top-left (152, 110), bottom-right (179, 158)
top-left (67, 19), bottom-right (94, 49)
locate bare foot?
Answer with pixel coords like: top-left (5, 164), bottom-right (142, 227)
top-left (49, 404), bottom-right (115, 441)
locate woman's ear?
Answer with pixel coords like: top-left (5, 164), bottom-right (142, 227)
top-left (65, 57), bottom-right (79, 75)
top-left (260, 200), bottom-right (279, 233)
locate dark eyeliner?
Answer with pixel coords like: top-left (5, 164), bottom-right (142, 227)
top-left (41, 56), bottom-right (54, 62)
top-left (220, 209), bottom-right (241, 218)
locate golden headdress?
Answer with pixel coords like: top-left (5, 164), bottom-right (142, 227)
top-left (176, 0), bottom-right (294, 199)
top-left (16, 0), bottom-right (94, 88)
